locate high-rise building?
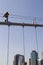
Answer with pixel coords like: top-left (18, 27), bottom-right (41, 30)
top-left (13, 54), bottom-right (25, 65)
top-left (25, 62), bottom-right (27, 65)
top-left (31, 50), bottom-right (38, 65)
top-left (41, 52), bottom-right (43, 59)
top-left (40, 59), bottom-right (43, 65)
top-left (37, 58), bottom-right (43, 65)
top-left (29, 58), bottom-right (31, 65)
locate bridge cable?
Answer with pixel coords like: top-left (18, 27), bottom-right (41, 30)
top-left (33, 18), bottom-right (38, 53)
top-left (35, 27), bottom-right (38, 53)
top-left (7, 25), bottom-right (10, 65)
top-left (22, 25), bottom-right (25, 60)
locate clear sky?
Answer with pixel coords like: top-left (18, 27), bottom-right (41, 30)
top-left (0, 0), bottom-right (43, 65)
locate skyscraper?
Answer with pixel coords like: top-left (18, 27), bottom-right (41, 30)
top-left (13, 54), bottom-right (25, 65)
top-left (31, 50), bottom-right (38, 65)
top-left (40, 59), bottom-right (43, 65)
top-left (40, 52), bottom-right (43, 65)
top-left (29, 58), bottom-right (31, 65)
top-left (38, 59), bottom-right (41, 65)
top-left (41, 52), bottom-right (43, 59)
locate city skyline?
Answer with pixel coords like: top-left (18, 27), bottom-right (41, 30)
top-left (13, 50), bottom-right (43, 65)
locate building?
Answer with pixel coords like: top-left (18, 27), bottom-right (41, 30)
top-left (25, 62), bottom-right (27, 65)
top-left (41, 52), bottom-right (43, 59)
top-left (40, 59), bottom-right (43, 65)
top-left (38, 59), bottom-right (41, 65)
top-left (13, 54), bottom-right (25, 65)
top-left (29, 58), bottom-right (31, 65)
top-left (31, 50), bottom-right (38, 65)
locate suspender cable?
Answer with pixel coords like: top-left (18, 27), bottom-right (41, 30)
top-left (23, 25), bottom-right (25, 60)
top-left (33, 18), bottom-right (38, 53)
top-left (4, 12), bottom-right (10, 65)
top-left (7, 25), bottom-right (10, 65)
top-left (35, 27), bottom-right (38, 53)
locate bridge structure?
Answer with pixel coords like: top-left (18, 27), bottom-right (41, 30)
top-left (0, 12), bottom-right (43, 65)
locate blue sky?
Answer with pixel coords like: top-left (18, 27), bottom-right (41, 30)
top-left (0, 0), bottom-right (43, 65)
